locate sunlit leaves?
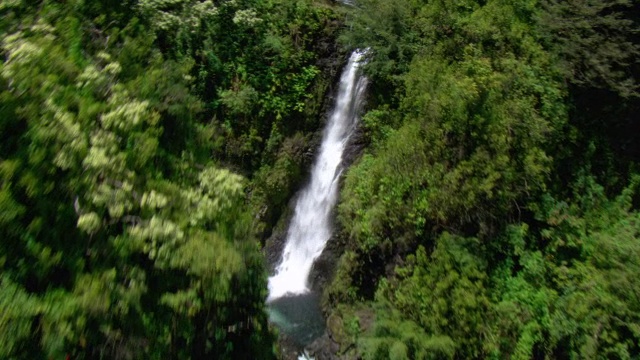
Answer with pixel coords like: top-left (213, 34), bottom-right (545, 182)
top-left (391, 234), bottom-right (491, 358)
top-left (219, 83), bottom-right (259, 116)
top-left (138, 0), bottom-right (219, 32)
top-left (0, 188), bottom-right (24, 225)
top-left (233, 8), bottom-right (262, 27)
top-left (0, 276), bottom-right (40, 357)
top-left (140, 190), bottom-right (168, 210)
top-left (100, 96), bottom-right (153, 131)
top-left (129, 216), bottom-right (185, 264)
top-left (160, 288), bottom-right (202, 316)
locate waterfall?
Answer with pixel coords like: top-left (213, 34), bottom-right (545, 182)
top-left (268, 50), bottom-right (368, 301)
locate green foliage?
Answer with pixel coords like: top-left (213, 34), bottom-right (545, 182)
top-left (392, 234), bottom-right (491, 358)
top-left (340, 0), bottom-right (421, 104)
top-left (329, 0), bottom-right (640, 359)
top-left (324, 250), bottom-right (361, 305)
top-left (339, 0), bottom-right (566, 259)
top-left (0, 275), bottom-right (41, 358)
top-left (4, 0), bottom-right (640, 358)
top-left (358, 299), bottom-right (456, 360)
top-left (538, 0), bottom-right (640, 98)
top-left (136, 0), bottom-right (340, 175)
top-left (132, 0), bottom-right (344, 243)
top-left (0, 0), bottom-right (345, 356)
top-left (344, 177), bottom-right (640, 359)
top-left (250, 132), bottom-right (310, 233)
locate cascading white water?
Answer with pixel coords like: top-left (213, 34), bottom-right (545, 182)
top-left (268, 50), bottom-right (368, 301)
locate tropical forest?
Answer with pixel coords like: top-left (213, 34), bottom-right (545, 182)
top-left (1, 0), bottom-right (639, 359)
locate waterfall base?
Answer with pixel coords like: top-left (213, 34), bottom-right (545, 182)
top-left (267, 292), bottom-right (326, 347)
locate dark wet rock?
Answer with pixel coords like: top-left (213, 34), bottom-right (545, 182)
top-left (327, 314), bottom-right (348, 345)
top-left (276, 332), bottom-right (305, 360)
top-left (308, 230), bottom-right (343, 295)
top-left (341, 121), bottom-right (367, 170)
top-left (306, 332), bottom-right (341, 360)
top-left (264, 228), bottom-right (288, 274)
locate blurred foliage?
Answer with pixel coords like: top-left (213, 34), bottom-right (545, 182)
top-left (0, 0), bottom-right (344, 358)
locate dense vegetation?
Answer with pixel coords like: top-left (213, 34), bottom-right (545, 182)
top-left (2, 0), bottom-right (640, 359)
top-left (325, 0), bottom-right (640, 359)
top-left (0, 0), bottom-right (341, 358)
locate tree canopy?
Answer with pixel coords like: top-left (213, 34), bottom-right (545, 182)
top-left (325, 0), bottom-right (640, 359)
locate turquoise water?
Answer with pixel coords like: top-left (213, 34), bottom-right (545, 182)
top-left (267, 292), bottom-right (326, 346)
